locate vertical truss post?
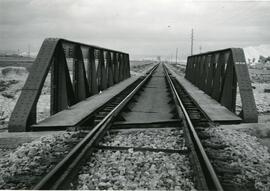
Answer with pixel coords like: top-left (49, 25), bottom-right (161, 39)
top-left (119, 54), bottom-right (124, 81)
top-left (205, 55), bottom-right (215, 95)
top-left (122, 54), bottom-right (127, 79)
top-left (185, 57), bottom-right (192, 81)
top-left (198, 55), bottom-right (205, 90)
top-left (124, 54), bottom-right (130, 78)
top-left (88, 48), bottom-right (98, 95)
top-left (127, 54), bottom-right (131, 77)
top-left (194, 56), bottom-right (201, 87)
top-left (107, 52), bottom-right (114, 87)
top-left (220, 53), bottom-right (237, 112)
top-left (51, 43), bottom-right (75, 115)
top-left (118, 54), bottom-right (121, 81)
top-left (73, 45), bottom-right (90, 102)
top-left (96, 50), bottom-right (101, 91)
top-left (113, 52), bottom-right (119, 83)
top-left (211, 53), bottom-right (223, 101)
top-left (125, 54), bottom-right (129, 79)
top-left (202, 55), bottom-right (210, 93)
top-left (192, 56), bottom-right (198, 84)
top-left (99, 49), bottom-right (107, 91)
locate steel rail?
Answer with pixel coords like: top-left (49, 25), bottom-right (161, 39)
top-left (34, 64), bottom-right (158, 190)
top-left (163, 64), bottom-right (223, 191)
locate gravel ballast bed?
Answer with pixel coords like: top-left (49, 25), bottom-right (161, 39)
top-left (202, 128), bottom-right (270, 191)
top-left (76, 149), bottom-right (195, 190)
top-left (0, 132), bottom-right (82, 189)
top-left (100, 128), bottom-right (186, 150)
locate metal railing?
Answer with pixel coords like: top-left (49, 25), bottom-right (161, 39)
top-left (9, 38), bottom-right (131, 132)
top-left (185, 48), bottom-right (257, 123)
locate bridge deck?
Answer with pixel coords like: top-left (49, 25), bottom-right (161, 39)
top-left (32, 76), bottom-right (140, 129)
top-left (166, 65), bottom-right (242, 123)
top-left (121, 65), bottom-right (174, 123)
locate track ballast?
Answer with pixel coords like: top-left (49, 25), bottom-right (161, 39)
top-left (34, 64), bottom-right (222, 190)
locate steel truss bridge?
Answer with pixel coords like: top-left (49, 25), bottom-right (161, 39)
top-left (6, 37), bottom-right (258, 191)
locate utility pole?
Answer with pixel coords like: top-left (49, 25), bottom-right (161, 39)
top-left (199, 46), bottom-right (202, 53)
top-left (175, 48), bottom-right (178, 64)
top-left (191, 28), bottom-right (194, 56)
top-left (28, 44), bottom-right (30, 57)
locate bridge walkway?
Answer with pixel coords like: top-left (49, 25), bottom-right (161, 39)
top-left (33, 76), bottom-right (140, 129)
top-left (166, 65), bottom-right (242, 124)
top-left (121, 65), bottom-right (174, 123)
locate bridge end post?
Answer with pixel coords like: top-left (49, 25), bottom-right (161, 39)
top-left (8, 38), bottom-right (60, 132)
top-left (231, 48), bottom-right (258, 123)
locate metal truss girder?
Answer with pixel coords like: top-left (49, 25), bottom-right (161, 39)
top-left (185, 48), bottom-right (257, 123)
top-left (8, 38), bottom-right (131, 132)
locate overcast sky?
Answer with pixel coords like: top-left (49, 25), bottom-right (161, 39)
top-left (0, 0), bottom-right (270, 60)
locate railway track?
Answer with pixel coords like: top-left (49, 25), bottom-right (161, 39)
top-left (33, 64), bottom-right (223, 190)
